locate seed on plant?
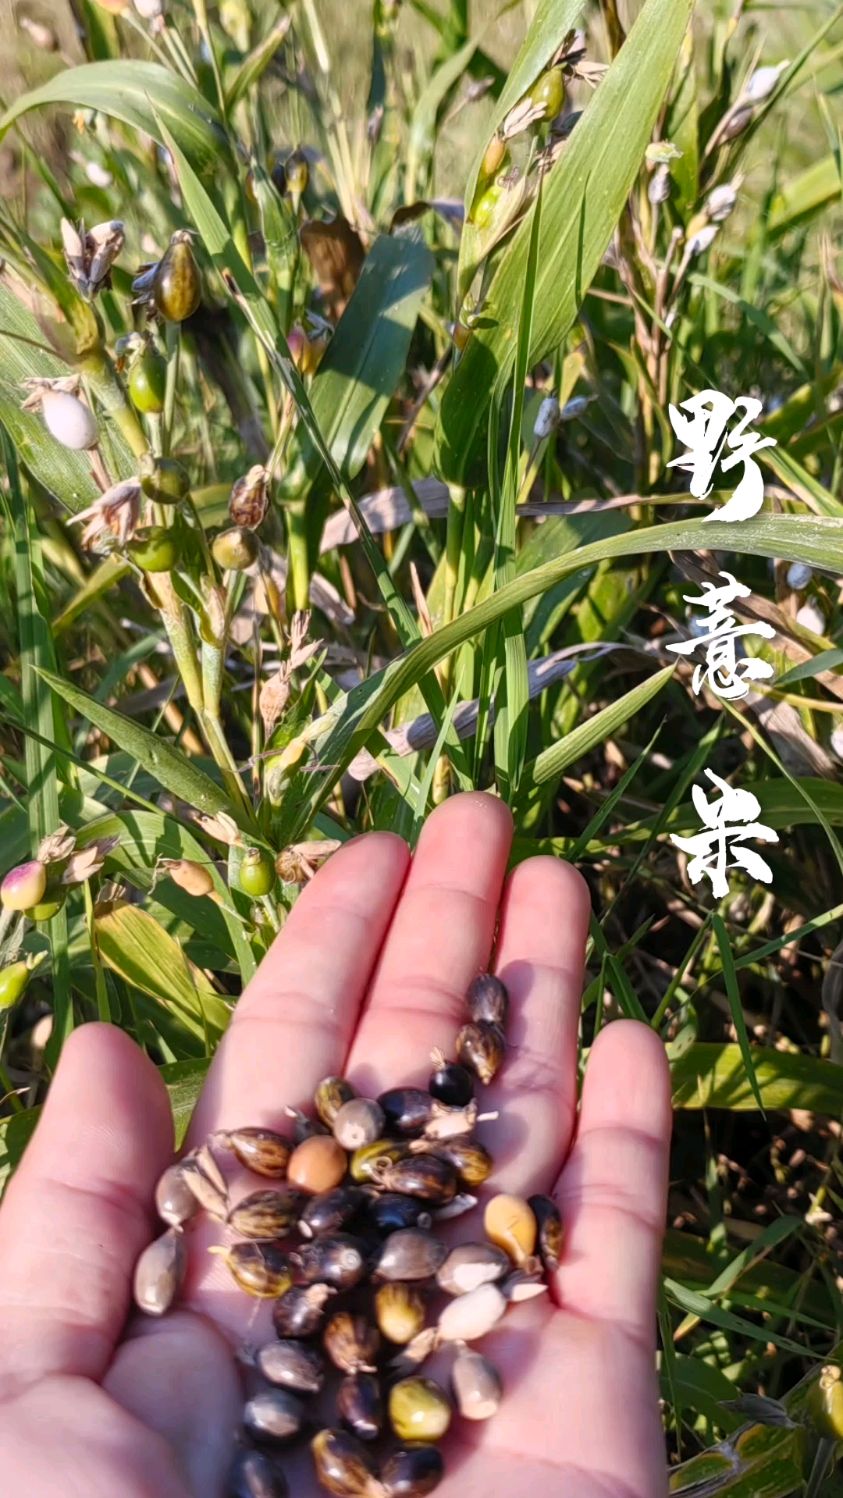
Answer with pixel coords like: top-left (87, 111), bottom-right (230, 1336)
top-left (471, 180), bottom-right (502, 230)
top-left (480, 132), bottom-right (507, 180)
top-left (377, 1087), bottom-right (434, 1134)
top-left (273, 1282), bottom-right (336, 1337)
top-left (226, 1446), bottom-right (289, 1498)
top-left (154, 1162), bottom-right (199, 1228)
top-left (1, 859), bottom-right (47, 913)
top-left (140, 453), bottom-right (191, 505)
top-left (456, 1021), bottom-right (505, 1084)
top-left (437, 1282), bottom-right (507, 1343)
top-left (529, 1193), bottom-right (563, 1273)
top-left (212, 525), bottom-right (259, 572)
top-left (436, 1242), bottom-right (510, 1297)
top-left (128, 525), bottom-right (179, 573)
top-left (428, 1051), bottom-right (473, 1107)
top-left (150, 230), bottom-right (201, 322)
top-left (380, 1443), bottom-right (444, 1498)
top-left (133, 1226), bottom-right (186, 1316)
top-left (291, 1234), bottom-right (367, 1290)
top-left (372, 1154), bottom-right (457, 1206)
top-left (349, 1139), bottom-right (408, 1184)
top-left (333, 1098), bottom-right (385, 1151)
top-left (213, 1241), bottom-right (292, 1299)
top-left (310, 1428), bottom-right (378, 1498)
top-left (324, 1311), bottom-right (381, 1373)
top-left (299, 1185), bottom-right (366, 1239)
top-left (228, 1187), bottom-right (304, 1240)
top-left (484, 1193), bottom-right (538, 1266)
top-left (411, 1137), bottom-right (492, 1188)
top-left (285, 150), bottom-right (309, 197)
top-left (288, 1134), bottom-right (348, 1194)
top-left (256, 1338), bottom-right (326, 1394)
top-left (180, 1155), bottom-right (229, 1220)
top-left (374, 1282), bottom-right (426, 1345)
top-left (161, 858), bottom-right (214, 897)
top-left (365, 1192), bottom-right (432, 1236)
top-left (314, 1075), bottom-right (356, 1126)
top-left (237, 847), bottom-right (275, 898)
top-left (337, 1371), bottom-right (383, 1441)
top-left (30, 894), bottom-right (66, 922)
top-left (0, 961), bottom-right (30, 1010)
top-left (243, 1387), bottom-right (306, 1445)
top-left (43, 389), bottom-right (99, 449)
top-left (466, 972), bottom-right (508, 1027)
top-left (216, 1126), bottom-right (292, 1178)
top-left (450, 1349), bottom-right (502, 1421)
top-left (229, 465), bottom-right (269, 529)
top-left (807, 1365), bottom-right (843, 1441)
top-left (529, 65), bottom-right (565, 120)
top-left (372, 1228), bottom-right (447, 1283)
top-left (388, 1376), bottom-right (451, 1443)
top-left (127, 341), bottom-right (166, 414)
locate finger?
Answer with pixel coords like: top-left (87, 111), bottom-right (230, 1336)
top-left (553, 1020), bottom-right (672, 1345)
top-left (186, 831), bottom-right (410, 1143)
top-left (0, 1023), bottom-right (173, 1400)
top-left (481, 856), bottom-right (590, 1194)
top-left (345, 792), bottom-right (513, 1093)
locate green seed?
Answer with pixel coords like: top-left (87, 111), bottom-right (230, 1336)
top-left (212, 526), bottom-right (259, 572)
top-left (153, 231), bottom-right (201, 322)
top-left (128, 525), bottom-right (178, 573)
top-left (529, 65), bottom-right (565, 120)
top-left (140, 454), bottom-right (190, 505)
top-left (238, 847), bottom-right (275, 898)
top-left (0, 961), bottom-right (30, 1010)
top-left (127, 343), bottom-right (166, 413)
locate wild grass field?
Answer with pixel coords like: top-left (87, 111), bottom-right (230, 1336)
top-left (0, 0), bottom-right (842, 1492)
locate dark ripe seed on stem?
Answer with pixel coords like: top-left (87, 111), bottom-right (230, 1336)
top-left (332, 1098), bottom-right (385, 1151)
top-left (374, 1282), bottom-right (426, 1345)
top-left (153, 233), bottom-right (201, 323)
top-left (154, 1162), bottom-right (199, 1228)
top-left (372, 1228), bottom-right (447, 1283)
top-left (365, 1192), bottom-right (431, 1235)
top-left (450, 1349), bottom-right (502, 1422)
top-left (337, 1371), bottom-right (383, 1441)
top-left (228, 1188), bottom-right (305, 1240)
top-left (310, 1428), bottom-right (379, 1498)
top-left (375, 1154), bottom-right (457, 1206)
top-left (388, 1376), bottom-right (451, 1443)
top-left (299, 1185), bottom-right (366, 1239)
top-left (455, 1021), bottom-right (505, 1085)
top-left (324, 1311), bottom-right (381, 1373)
top-left (256, 1338), bottom-right (325, 1394)
top-left (466, 972), bottom-right (509, 1027)
top-left (219, 1242), bottom-right (292, 1299)
top-left (412, 1137), bottom-right (492, 1188)
top-left (272, 1282), bottom-right (336, 1337)
top-left (349, 1139), bottom-right (407, 1184)
top-left (227, 1446), bottom-right (289, 1498)
top-left (380, 1443), bottom-right (444, 1498)
top-left (428, 1057), bottom-right (474, 1107)
top-left (529, 1193), bottom-right (563, 1273)
top-left (377, 1087), bottom-right (434, 1135)
top-left (219, 1127), bottom-right (292, 1178)
top-left (243, 1387), bottom-right (307, 1444)
top-left (314, 1075), bottom-right (356, 1127)
top-left (435, 1242), bottom-right (511, 1297)
top-left (291, 1234), bottom-right (367, 1290)
top-left (133, 1226), bottom-right (186, 1316)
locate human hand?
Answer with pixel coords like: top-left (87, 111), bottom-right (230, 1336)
top-left (0, 792), bottom-right (671, 1498)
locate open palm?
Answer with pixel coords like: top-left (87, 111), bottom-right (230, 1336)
top-left (0, 793), bottom-right (671, 1498)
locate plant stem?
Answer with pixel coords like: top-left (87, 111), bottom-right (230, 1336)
top-left (80, 351), bottom-right (149, 462)
top-left (286, 500), bottom-right (310, 614)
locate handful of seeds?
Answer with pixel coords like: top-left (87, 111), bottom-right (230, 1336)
top-left (133, 972), bottom-right (563, 1496)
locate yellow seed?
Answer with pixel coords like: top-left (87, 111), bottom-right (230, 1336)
top-left (483, 1193), bottom-right (537, 1266)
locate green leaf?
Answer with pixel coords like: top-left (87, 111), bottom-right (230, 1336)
top-left (768, 154), bottom-right (843, 234)
top-left (671, 1043), bottom-right (843, 1114)
top-left (36, 669), bottom-right (239, 825)
top-left (661, 1355), bottom-right (742, 1432)
top-left (159, 1058), bottom-right (211, 1148)
top-left (225, 19), bottom-right (291, 111)
top-left (777, 649), bottom-right (843, 687)
top-left (95, 902), bottom-right (231, 1049)
top-left (0, 61), bottom-right (230, 178)
top-left (711, 915), bottom-right (765, 1113)
top-left (437, 0), bottom-right (694, 479)
top-left (527, 665), bottom-right (675, 787)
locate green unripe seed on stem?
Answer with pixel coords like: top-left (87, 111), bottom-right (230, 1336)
top-left (471, 182), bottom-right (503, 230)
top-left (1, 859), bottom-right (48, 912)
top-left (31, 893), bottom-right (67, 923)
top-left (212, 526), bottom-right (259, 571)
top-left (129, 526), bottom-right (179, 573)
top-left (529, 65), bottom-right (565, 120)
top-left (153, 232), bottom-right (201, 323)
top-left (140, 454), bottom-right (190, 505)
top-left (0, 961), bottom-right (30, 1009)
top-left (239, 848), bottom-right (275, 898)
top-left (128, 345), bottom-right (167, 414)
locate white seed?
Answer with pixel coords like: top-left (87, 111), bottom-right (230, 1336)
top-left (796, 601), bottom-right (826, 636)
top-left (133, 1227), bottom-right (186, 1315)
top-left (40, 389), bottom-right (98, 450)
top-left (154, 1162), bottom-right (199, 1227)
top-left (533, 396), bottom-right (560, 440)
top-left (437, 1283), bottom-right (507, 1343)
top-left (786, 562), bottom-right (812, 591)
top-left (451, 1350), bottom-right (503, 1421)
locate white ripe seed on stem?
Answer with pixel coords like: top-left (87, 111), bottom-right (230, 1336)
top-left (41, 389), bottom-right (99, 450)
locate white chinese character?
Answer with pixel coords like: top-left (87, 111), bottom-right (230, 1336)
top-left (667, 389), bottom-right (777, 522)
top-left (671, 769), bottom-right (778, 899)
top-left (667, 571), bottom-right (775, 700)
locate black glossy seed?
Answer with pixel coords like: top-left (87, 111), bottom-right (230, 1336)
top-left (375, 1154), bottom-right (457, 1206)
top-left (380, 1442), bottom-right (444, 1497)
top-left (372, 1228), bottom-right (448, 1282)
top-left (272, 1283), bottom-right (336, 1338)
top-left (311, 1428), bottom-right (378, 1497)
top-left (428, 1059), bottom-right (474, 1107)
top-left (242, 1387), bottom-right (306, 1444)
top-left (378, 1087), bottom-right (434, 1135)
top-left (336, 1371), bottom-right (383, 1441)
top-left (324, 1311), bottom-right (381, 1373)
top-left (256, 1339), bottom-right (326, 1394)
top-left (299, 1185), bottom-right (367, 1239)
top-left (290, 1234), bottom-right (367, 1291)
top-left (466, 972), bottom-right (508, 1027)
top-left (365, 1192), bottom-right (432, 1235)
top-left (529, 1192), bottom-right (564, 1273)
top-left (227, 1445), bottom-right (289, 1498)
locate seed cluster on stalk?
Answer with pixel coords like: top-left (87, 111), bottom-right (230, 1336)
top-left (133, 970), bottom-right (564, 1496)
